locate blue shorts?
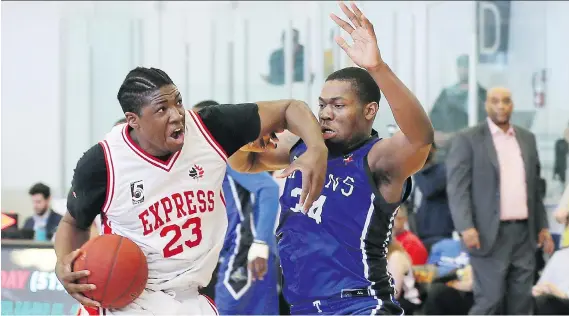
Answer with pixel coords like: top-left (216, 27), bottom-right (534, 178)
top-left (215, 254), bottom-right (279, 315)
top-left (289, 295), bottom-right (404, 315)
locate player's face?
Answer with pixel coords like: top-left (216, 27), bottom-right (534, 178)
top-left (31, 194), bottom-right (49, 215)
top-left (485, 87), bottom-right (513, 126)
top-left (127, 85), bottom-right (186, 156)
top-left (318, 80), bottom-right (377, 150)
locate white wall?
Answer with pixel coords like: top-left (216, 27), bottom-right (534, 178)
top-left (1, 2), bottom-right (63, 215)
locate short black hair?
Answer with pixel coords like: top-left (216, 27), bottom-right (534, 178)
top-left (193, 100), bottom-right (219, 111)
top-left (115, 118), bottom-right (127, 126)
top-left (117, 67), bottom-right (175, 114)
top-left (326, 67), bottom-right (381, 105)
top-left (29, 183), bottom-right (50, 199)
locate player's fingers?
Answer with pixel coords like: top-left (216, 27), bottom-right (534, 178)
top-left (277, 163), bottom-right (298, 178)
top-left (64, 249), bottom-right (83, 265)
top-left (334, 36), bottom-right (351, 53)
top-left (62, 270), bottom-right (91, 283)
top-left (67, 282), bottom-right (97, 294)
top-left (360, 13), bottom-right (377, 39)
top-left (339, 1), bottom-right (361, 27)
top-left (300, 172), bottom-right (310, 211)
top-left (270, 132), bottom-right (279, 142)
top-left (257, 260), bottom-right (267, 280)
top-left (71, 293), bottom-right (101, 308)
top-left (248, 262), bottom-right (257, 281)
top-left (330, 13), bottom-right (355, 34)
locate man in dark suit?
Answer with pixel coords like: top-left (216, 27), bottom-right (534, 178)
top-left (23, 183), bottom-right (62, 241)
top-left (446, 87), bottom-right (554, 314)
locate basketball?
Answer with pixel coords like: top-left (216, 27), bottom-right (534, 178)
top-left (72, 234), bottom-right (148, 309)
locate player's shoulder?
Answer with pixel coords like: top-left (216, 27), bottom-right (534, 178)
top-left (197, 103), bottom-right (258, 121)
top-left (74, 143), bottom-right (107, 175)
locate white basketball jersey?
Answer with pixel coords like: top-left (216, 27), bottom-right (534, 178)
top-left (99, 110), bottom-right (228, 292)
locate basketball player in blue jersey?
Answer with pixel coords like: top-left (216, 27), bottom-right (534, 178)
top-left (229, 3), bottom-right (434, 314)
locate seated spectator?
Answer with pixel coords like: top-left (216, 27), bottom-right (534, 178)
top-left (427, 235), bottom-right (469, 277)
top-left (394, 204), bottom-right (428, 265)
top-left (423, 265), bottom-right (474, 315)
top-left (387, 240), bottom-right (421, 315)
top-left (408, 143), bottom-right (454, 250)
top-left (532, 247), bottom-right (569, 314)
top-left (23, 183), bottom-right (62, 241)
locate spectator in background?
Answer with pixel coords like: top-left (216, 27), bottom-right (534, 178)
top-left (408, 143), bottom-right (454, 250)
top-left (532, 247), bottom-right (569, 314)
top-left (386, 240), bottom-right (421, 315)
top-left (394, 204), bottom-right (428, 265)
top-left (423, 265), bottom-right (474, 315)
top-left (429, 54), bottom-right (487, 161)
top-left (261, 29), bottom-right (306, 86)
top-left (23, 183), bottom-right (62, 241)
top-left (446, 86), bottom-right (554, 314)
top-left (427, 235), bottom-right (469, 277)
top-left (193, 101), bottom-right (280, 315)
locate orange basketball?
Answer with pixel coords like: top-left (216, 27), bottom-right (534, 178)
top-left (73, 234), bottom-right (148, 309)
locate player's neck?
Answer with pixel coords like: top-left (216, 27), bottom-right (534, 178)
top-left (327, 134), bottom-right (372, 157)
top-left (129, 128), bottom-right (171, 158)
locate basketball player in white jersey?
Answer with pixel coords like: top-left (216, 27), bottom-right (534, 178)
top-left (53, 67), bottom-right (327, 315)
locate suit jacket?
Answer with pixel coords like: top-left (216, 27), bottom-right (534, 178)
top-left (446, 121), bottom-right (548, 256)
top-left (23, 210), bottom-right (63, 240)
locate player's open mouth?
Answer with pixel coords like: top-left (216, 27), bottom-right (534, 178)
top-left (322, 127), bottom-right (337, 140)
top-left (169, 128), bottom-right (185, 144)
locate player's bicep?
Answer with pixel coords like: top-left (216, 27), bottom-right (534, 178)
top-left (198, 103), bottom-right (261, 156)
top-left (369, 131), bottom-right (431, 180)
top-left (67, 144), bottom-right (108, 230)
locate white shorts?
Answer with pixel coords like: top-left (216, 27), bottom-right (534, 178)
top-left (76, 290), bottom-right (218, 316)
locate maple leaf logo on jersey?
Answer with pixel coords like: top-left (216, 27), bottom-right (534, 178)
top-left (343, 153), bottom-right (354, 164)
top-left (189, 164), bottom-right (205, 179)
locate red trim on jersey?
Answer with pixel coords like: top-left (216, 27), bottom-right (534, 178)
top-left (201, 294), bottom-right (219, 315)
top-left (220, 190), bottom-right (226, 207)
top-left (188, 110), bottom-right (228, 161)
top-left (99, 141), bottom-right (115, 215)
top-left (101, 213), bottom-right (113, 235)
top-left (121, 124), bottom-right (182, 172)
top-left (77, 306), bottom-right (105, 316)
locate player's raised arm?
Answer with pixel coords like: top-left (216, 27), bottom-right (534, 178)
top-left (197, 101), bottom-right (327, 211)
top-left (53, 144), bottom-right (106, 308)
top-left (332, 2), bottom-right (434, 183)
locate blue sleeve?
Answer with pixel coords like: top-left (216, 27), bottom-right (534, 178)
top-left (226, 166), bottom-right (280, 247)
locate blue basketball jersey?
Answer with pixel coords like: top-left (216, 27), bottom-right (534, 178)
top-left (277, 135), bottom-right (411, 306)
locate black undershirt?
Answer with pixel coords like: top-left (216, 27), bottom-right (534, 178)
top-left (67, 103), bottom-right (260, 229)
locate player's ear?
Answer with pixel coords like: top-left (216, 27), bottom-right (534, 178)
top-left (364, 102), bottom-right (378, 120)
top-left (124, 112), bottom-right (140, 129)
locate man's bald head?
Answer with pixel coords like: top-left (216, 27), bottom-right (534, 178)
top-left (485, 86), bottom-right (513, 126)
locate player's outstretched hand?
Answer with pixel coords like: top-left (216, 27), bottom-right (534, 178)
top-left (330, 2), bottom-right (383, 70)
top-left (55, 249), bottom-right (101, 308)
top-left (278, 145), bottom-right (327, 212)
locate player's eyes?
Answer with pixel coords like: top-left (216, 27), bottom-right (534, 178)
top-left (318, 103), bottom-right (326, 108)
top-left (176, 100), bottom-right (183, 106)
top-left (334, 104), bottom-right (344, 108)
top-left (157, 107), bottom-right (165, 113)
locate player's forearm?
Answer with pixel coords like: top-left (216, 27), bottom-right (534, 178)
top-left (254, 184), bottom-right (280, 244)
top-left (54, 216), bottom-right (90, 263)
top-left (368, 63), bottom-right (434, 146)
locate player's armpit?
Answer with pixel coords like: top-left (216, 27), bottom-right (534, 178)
top-left (368, 132), bottom-right (431, 182)
top-left (228, 131), bottom-right (300, 173)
